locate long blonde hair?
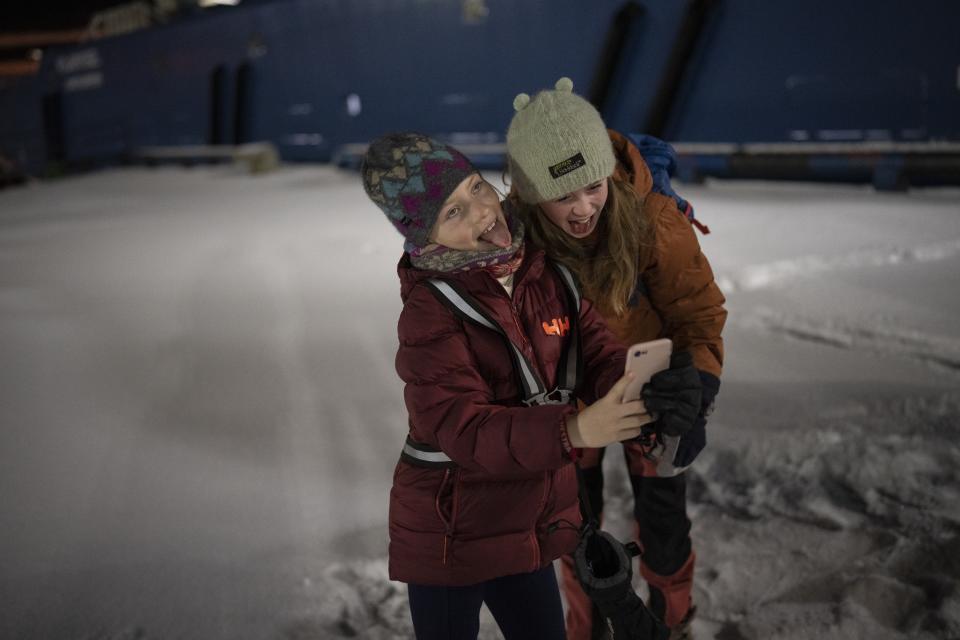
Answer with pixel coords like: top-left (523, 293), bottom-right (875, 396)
top-left (511, 176), bottom-right (653, 316)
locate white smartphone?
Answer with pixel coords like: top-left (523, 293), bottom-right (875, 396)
top-left (622, 338), bottom-right (672, 403)
top-left (622, 338), bottom-right (689, 477)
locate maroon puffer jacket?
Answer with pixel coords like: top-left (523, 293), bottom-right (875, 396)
top-left (389, 244), bottom-right (625, 586)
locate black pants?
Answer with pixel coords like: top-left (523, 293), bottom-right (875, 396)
top-left (580, 448), bottom-right (692, 577)
top-left (407, 565), bottom-right (566, 640)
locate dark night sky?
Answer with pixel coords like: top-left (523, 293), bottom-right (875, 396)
top-left (1, 1), bottom-right (129, 32)
top-left (1, 1), bottom-right (176, 64)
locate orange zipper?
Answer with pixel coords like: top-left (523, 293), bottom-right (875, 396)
top-left (434, 469), bottom-right (453, 566)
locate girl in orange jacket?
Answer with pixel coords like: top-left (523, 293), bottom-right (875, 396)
top-left (506, 78), bottom-right (727, 640)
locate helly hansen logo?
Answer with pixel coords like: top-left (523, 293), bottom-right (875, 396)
top-left (548, 153), bottom-right (586, 179)
top-left (542, 316), bottom-right (570, 337)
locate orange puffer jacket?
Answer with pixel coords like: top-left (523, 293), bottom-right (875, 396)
top-left (605, 130), bottom-right (726, 378)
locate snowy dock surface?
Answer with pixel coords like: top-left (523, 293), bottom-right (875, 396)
top-left (1, 167), bottom-right (958, 639)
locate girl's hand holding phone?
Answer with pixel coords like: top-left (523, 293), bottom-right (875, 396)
top-left (566, 373), bottom-right (655, 448)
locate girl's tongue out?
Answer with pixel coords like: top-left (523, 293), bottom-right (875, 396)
top-left (570, 215), bottom-right (595, 235)
top-left (480, 216), bottom-right (513, 248)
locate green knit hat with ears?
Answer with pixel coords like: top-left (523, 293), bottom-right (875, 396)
top-left (506, 77), bottom-right (616, 204)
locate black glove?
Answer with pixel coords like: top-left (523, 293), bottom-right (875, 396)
top-left (672, 415), bottom-right (706, 468)
top-left (671, 370), bottom-right (720, 468)
top-left (641, 351), bottom-right (702, 437)
top-left (573, 528), bottom-right (634, 613)
top-left (608, 596), bottom-right (670, 640)
top-left (573, 528), bottom-right (669, 640)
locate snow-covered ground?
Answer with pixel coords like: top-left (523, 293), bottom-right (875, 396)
top-left (0, 165), bottom-right (958, 640)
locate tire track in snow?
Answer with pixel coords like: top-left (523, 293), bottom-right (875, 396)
top-left (716, 237), bottom-right (960, 293)
top-left (739, 308), bottom-right (960, 373)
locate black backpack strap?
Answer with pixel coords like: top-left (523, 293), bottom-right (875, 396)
top-left (549, 262), bottom-right (582, 400)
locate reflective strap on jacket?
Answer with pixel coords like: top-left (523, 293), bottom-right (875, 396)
top-left (400, 261), bottom-right (583, 468)
top-left (400, 435), bottom-right (456, 469)
top-left (551, 263), bottom-right (581, 399)
top-left (424, 261), bottom-right (582, 407)
top-left (427, 279), bottom-right (543, 401)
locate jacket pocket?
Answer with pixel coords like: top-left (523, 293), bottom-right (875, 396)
top-left (434, 468), bottom-right (460, 565)
top-left (391, 463), bottom-right (456, 534)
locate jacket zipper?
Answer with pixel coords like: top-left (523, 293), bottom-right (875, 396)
top-left (434, 469), bottom-right (454, 566)
top-left (531, 470), bottom-right (551, 570)
top-left (509, 303), bottom-right (532, 358)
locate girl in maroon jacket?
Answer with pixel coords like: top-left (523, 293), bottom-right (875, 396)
top-left (361, 132), bottom-right (651, 639)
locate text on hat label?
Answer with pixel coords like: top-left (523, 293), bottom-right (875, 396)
top-left (548, 153), bottom-right (586, 179)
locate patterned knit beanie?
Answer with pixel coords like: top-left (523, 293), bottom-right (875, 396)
top-left (506, 77), bottom-right (616, 204)
top-left (361, 132), bottom-right (476, 249)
